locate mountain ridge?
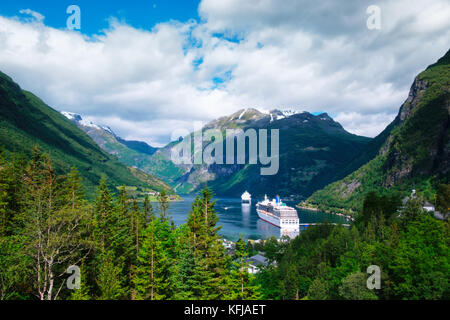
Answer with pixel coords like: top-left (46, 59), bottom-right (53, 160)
top-left (144, 108), bottom-right (371, 197)
top-left (0, 71), bottom-right (174, 198)
top-left (304, 49), bottom-right (450, 214)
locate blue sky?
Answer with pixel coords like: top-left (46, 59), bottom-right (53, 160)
top-left (0, 0), bottom-right (201, 34)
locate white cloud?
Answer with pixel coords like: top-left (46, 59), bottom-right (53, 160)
top-left (0, 0), bottom-right (449, 145)
top-left (334, 112), bottom-right (396, 138)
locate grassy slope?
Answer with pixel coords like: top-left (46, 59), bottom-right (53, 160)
top-left (305, 50), bottom-right (450, 214)
top-left (0, 71), bottom-right (174, 198)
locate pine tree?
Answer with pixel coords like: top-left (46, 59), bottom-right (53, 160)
top-left (143, 195), bottom-right (154, 225)
top-left (114, 187), bottom-right (135, 296)
top-left (69, 262), bottom-right (91, 300)
top-left (94, 176), bottom-right (114, 251)
top-left (181, 187), bottom-right (230, 299)
top-left (117, 186), bottom-right (129, 218)
top-left (5, 152), bottom-right (27, 235)
top-left (227, 237), bottom-right (262, 299)
top-left (157, 190), bottom-right (170, 221)
top-left (0, 151), bottom-right (9, 237)
top-left (132, 218), bottom-right (173, 300)
top-left (63, 167), bottom-right (84, 209)
top-left (96, 249), bottom-right (126, 300)
top-left (130, 198), bottom-right (144, 259)
top-left (93, 178), bottom-right (131, 298)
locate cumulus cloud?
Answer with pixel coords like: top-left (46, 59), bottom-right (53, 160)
top-left (0, 0), bottom-right (449, 145)
top-left (334, 112), bottom-right (396, 138)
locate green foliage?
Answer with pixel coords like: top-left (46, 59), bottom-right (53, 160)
top-left (0, 144), bottom-right (448, 301)
top-left (69, 262), bottom-right (91, 300)
top-left (176, 187), bottom-right (230, 299)
top-left (338, 272), bottom-right (378, 300)
top-left (436, 184), bottom-right (450, 217)
top-left (254, 190), bottom-right (449, 300)
top-left (96, 250), bottom-right (127, 300)
top-left (389, 214), bottom-right (449, 299)
top-left (227, 238), bottom-right (262, 300)
top-left (307, 278), bottom-right (329, 300)
top-left (133, 218), bottom-right (174, 300)
top-left (0, 236), bottom-right (27, 300)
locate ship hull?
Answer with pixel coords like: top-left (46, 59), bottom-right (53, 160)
top-left (256, 208), bottom-right (300, 232)
top-left (256, 209), bottom-right (281, 228)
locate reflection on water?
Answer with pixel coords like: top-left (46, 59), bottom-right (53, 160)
top-left (168, 195), bottom-right (350, 241)
top-left (241, 203), bottom-right (251, 228)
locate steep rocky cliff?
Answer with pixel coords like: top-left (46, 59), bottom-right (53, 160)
top-left (305, 49), bottom-right (450, 213)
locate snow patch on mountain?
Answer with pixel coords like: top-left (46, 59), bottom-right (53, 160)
top-left (61, 111), bottom-right (103, 131)
top-left (61, 111), bottom-right (81, 121)
top-left (101, 125), bottom-right (115, 135)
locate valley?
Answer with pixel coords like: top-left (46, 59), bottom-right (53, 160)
top-left (63, 108), bottom-right (372, 199)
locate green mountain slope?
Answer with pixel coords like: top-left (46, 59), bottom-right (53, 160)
top-left (60, 111), bottom-right (187, 190)
top-left (304, 49), bottom-right (450, 214)
top-left (140, 109), bottom-right (371, 198)
top-left (207, 111), bottom-right (371, 198)
top-left (60, 106), bottom-right (373, 200)
top-left (0, 71), bottom-right (174, 198)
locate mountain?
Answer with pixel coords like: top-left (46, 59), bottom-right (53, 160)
top-left (206, 110), bottom-right (371, 198)
top-left (60, 111), bottom-right (177, 184)
top-left (0, 71), bottom-right (174, 198)
top-left (304, 49), bottom-right (450, 214)
top-left (142, 108), bottom-right (371, 198)
top-left (115, 137), bottom-right (158, 156)
top-left (61, 111), bottom-right (158, 157)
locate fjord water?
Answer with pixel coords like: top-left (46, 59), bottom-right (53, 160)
top-left (168, 195), bottom-right (350, 241)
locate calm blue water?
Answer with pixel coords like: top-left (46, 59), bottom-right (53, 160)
top-left (167, 195), bottom-right (350, 241)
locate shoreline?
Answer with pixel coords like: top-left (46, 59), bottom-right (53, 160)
top-left (296, 204), bottom-right (355, 222)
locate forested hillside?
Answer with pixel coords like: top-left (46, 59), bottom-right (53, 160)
top-left (255, 191), bottom-right (449, 300)
top-left (1, 147), bottom-right (447, 300)
top-left (0, 149), bottom-right (260, 300)
top-left (0, 71), bottom-right (174, 197)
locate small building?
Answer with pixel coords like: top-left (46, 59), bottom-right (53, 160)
top-left (247, 253), bottom-right (268, 274)
top-left (222, 239), bottom-right (233, 250)
top-left (423, 202), bottom-right (435, 212)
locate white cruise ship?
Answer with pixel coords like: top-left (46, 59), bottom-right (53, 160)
top-left (241, 191), bottom-right (251, 204)
top-left (256, 195), bottom-right (299, 232)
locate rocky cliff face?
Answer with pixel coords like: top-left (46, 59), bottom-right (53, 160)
top-left (398, 78), bottom-right (430, 122)
top-left (383, 54), bottom-right (450, 187)
top-left (306, 49), bottom-right (450, 213)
